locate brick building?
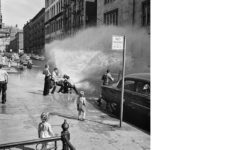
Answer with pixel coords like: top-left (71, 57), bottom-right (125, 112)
top-left (97, 0), bottom-right (150, 28)
top-left (23, 8), bottom-right (45, 54)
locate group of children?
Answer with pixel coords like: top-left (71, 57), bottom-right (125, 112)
top-left (43, 65), bottom-right (77, 96)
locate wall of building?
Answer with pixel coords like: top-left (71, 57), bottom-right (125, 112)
top-left (23, 8), bottom-right (45, 54)
top-left (44, 0), bottom-right (149, 44)
top-left (45, 0), bottom-right (97, 43)
top-left (8, 31), bottom-right (23, 53)
top-left (17, 32), bottom-right (24, 50)
top-left (97, 0), bottom-right (150, 28)
top-left (45, 0), bottom-right (64, 43)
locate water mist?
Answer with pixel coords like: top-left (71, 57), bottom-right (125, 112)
top-left (45, 25), bottom-right (150, 94)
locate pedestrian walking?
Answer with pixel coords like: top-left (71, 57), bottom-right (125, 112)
top-left (43, 64), bottom-right (51, 96)
top-left (38, 112), bottom-right (54, 150)
top-left (77, 91), bottom-right (87, 121)
top-left (0, 64), bottom-right (8, 104)
top-left (97, 69), bottom-right (114, 106)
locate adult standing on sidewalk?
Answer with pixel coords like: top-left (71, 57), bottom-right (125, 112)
top-left (102, 69), bottom-right (114, 85)
top-left (43, 64), bottom-right (51, 96)
top-left (97, 69), bottom-right (114, 106)
top-left (0, 64), bottom-right (8, 104)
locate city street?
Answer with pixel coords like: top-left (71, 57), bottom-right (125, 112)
top-left (0, 65), bottom-right (150, 150)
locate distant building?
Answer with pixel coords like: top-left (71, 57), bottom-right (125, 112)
top-left (0, 25), bottom-right (18, 52)
top-left (8, 31), bottom-right (23, 53)
top-left (97, 0), bottom-right (150, 29)
top-left (23, 8), bottom-right (45, 54)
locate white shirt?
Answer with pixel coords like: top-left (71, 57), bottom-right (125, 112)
top-left (38, 122), bottom-right (54, 138)
top-left (52, 71), bottom-right (60, 82)
top-left (0, 69), bottom-right (8, 82)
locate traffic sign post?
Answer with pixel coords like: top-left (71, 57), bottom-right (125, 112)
top-left (112, 35), bottom-right (126, 127)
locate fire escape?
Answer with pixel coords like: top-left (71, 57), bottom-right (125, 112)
top-left (62, 0), bottom-right (72, 36)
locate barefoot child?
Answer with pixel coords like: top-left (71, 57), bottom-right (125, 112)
top-left (77, 91), bottom-right (87, 121)
top-left (38, 112), bottom-right (54, 150)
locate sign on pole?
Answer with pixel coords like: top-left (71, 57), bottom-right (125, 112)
top-left (112, 35), bottom-right (126, 127)
top-left (112, 35), bottom-right (124, 51)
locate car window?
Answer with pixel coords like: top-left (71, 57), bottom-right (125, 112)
top-left (136, 81), bottom-right (150, 95)
top-left (117, 79), bottom-right (136, 92)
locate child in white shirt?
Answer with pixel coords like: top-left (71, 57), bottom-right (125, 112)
top-left (38, 112), bottom-right (54, 150)
top-left (77, 91), bottom-right (87, 121)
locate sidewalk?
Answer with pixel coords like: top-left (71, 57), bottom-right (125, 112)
top-left (49, 97), bottom-right (150, 150)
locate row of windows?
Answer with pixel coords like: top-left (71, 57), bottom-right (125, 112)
top-left (104, 0), bottom-right (115, 5)
top-left (103, 0), bottom-right (150, 26)
top-left (104, 9), bottom-right (118, 25)
top-left (45, 0), bottom-right (56, 8)
top-left (45, 0), bottom-right (64, 22)
top-left (45, 19), bottom-right (63, 35)
top-left (142, 0), bottom-right (150, 26)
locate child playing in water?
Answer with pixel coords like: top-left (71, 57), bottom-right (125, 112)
top-left (38, 112), bottom-right (54, 150)
top-left (77, 91), bottom-right (87, 121)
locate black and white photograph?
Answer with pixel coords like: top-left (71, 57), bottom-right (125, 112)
top-left (0, 0), bottom-right (151, 150)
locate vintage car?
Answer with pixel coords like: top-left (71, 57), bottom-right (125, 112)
top-left (101, 73), bottom-right (150, 129)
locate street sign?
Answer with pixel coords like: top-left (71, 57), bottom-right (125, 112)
top-left (112, 35), bottom-right (124, 50)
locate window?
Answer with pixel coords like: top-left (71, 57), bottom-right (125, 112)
top-left (104, 9), bottom-right (118, 25)
top-left (117, 79), bottom-right (136, 92)
top-left (104, 0), bottom-right (115, 4)
top-left (142, 0), bottom-right (150, 26)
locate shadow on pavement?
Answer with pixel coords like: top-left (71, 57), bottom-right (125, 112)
top-left (27, 91), bottom-right (42, 95)
top-left (0, 104), bottom-right (7, 114)
top-left (49, 112), bottom-right (119, 128)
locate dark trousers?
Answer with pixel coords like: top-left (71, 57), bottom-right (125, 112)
top-left (58, 84), bottom-right (79, 94)
top-left (51, 81), bottom-right (57, 94)
top-left (97, 83), bottom-right (109, 106)
top-left (0, 81), bottom-right (7, 103)
top-left (43, 76), bottom-right (51, 96)
top-left (51, 84), bottom-right (56, 94)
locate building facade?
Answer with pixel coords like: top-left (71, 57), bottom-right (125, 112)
top-left (23, 8), bottom-right (45, 54)
top-left (8, 31), bottom-right (23, 53)
top-left (97, 0), bottom-right (150, 28)
top-left (2, 25), bottom-right (20, 52)
top-left (45, 0), bottom-right (64, 43)
top-left (63, 0), bottom-right (97, 35)
top-left (45, 0), bottom-right (97, 43)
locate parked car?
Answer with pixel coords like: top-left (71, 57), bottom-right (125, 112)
top-left (20, 54), bottom-right (33, 69)
top-left (101, 73), bottom-right (150, 129)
